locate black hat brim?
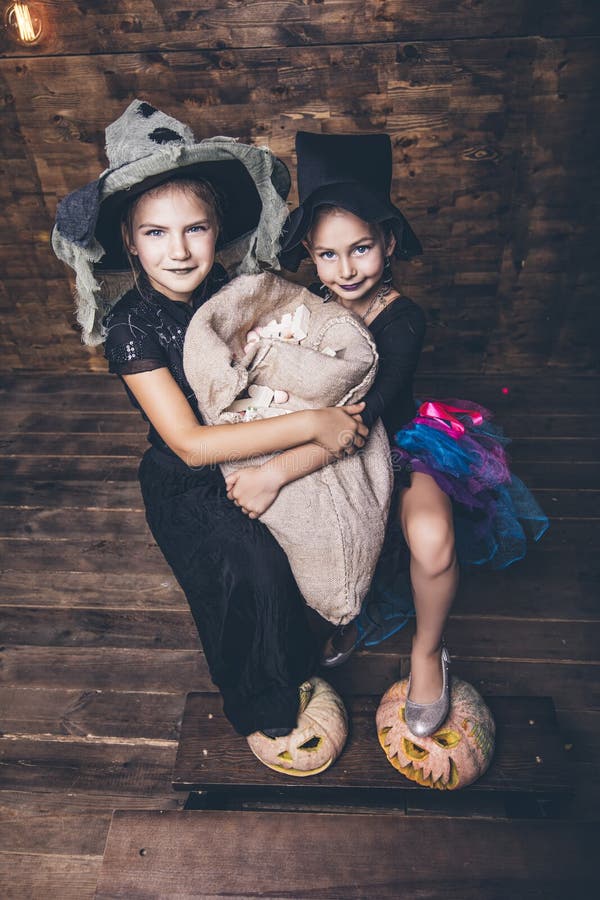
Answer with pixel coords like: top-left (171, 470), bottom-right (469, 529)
top-left (279, 181), bottom-right (422, 271)
top-left (94, 159), bottom-right (269, 271)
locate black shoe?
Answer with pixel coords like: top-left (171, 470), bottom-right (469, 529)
top-left (259, 682), bottom-right (313, 738)
top-left (320, 622), bottom-right (361, 668)
top-left (261, 726), bottom-right (293, 739)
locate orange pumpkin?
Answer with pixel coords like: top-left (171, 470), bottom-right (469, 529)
top-left (247, 677), bottom-right (348, 777)
top-left (376, 677), bottom-right (495, 790)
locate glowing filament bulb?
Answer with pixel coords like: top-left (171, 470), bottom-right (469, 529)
top-left (5, 2), bottom-right (43, 44)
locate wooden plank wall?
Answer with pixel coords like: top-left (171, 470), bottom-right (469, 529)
top-left (1, 1), bottom-right (598, 372)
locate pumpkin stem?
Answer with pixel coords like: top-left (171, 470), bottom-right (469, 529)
top-left (298, 680), bottom-right (313, 715)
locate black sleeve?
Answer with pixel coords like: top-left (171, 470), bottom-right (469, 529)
top-left (360, 304), bottom-right (426, 429)
top-left (103, 310), bottom-right (167, 376)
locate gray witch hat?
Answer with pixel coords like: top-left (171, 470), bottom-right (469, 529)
top-left (52, 99), bottom-right (291, 345)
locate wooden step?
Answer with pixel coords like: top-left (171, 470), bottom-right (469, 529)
top-left (94, 809), bottom-right (597, 899)
top-left (173, 693), bottom-right (572, 813)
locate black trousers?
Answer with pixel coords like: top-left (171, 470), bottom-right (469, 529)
top-left (138, 449), bottom-right (317, 735)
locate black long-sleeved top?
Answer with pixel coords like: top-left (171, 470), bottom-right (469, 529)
top-left (353, 296), bottom-right (426, 440)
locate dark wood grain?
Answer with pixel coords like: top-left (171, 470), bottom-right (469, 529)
top-left (2, 36), bottom-right (599, 371)
top-left (1, 1), bottom-right (598, 58)
top-left (0, 736), bottom-right (178, 795)
top-left (0, 646), bottom-right (213, 692)
top-left (95, 809), bottom-right (598, 899)
top-left (0, 789), bottom-right (184, 856)
top-left (0, 571), bottom-right (183, 610)
top-left (0, 686), bottom-right (186, 740)
top-left (0, 852), bottom-right (101, 900)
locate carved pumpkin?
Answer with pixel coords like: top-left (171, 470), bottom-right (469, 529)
top-left (376, 677), bottom-right (495, 790)
top-left (247, 677), bottom-right (348, 777)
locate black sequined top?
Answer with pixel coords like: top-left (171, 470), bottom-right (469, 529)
top-left (102, 266), bottom-right (228, 467)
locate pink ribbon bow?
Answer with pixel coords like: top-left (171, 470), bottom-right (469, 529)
top-left (416, 400), bottom-right (484, 439)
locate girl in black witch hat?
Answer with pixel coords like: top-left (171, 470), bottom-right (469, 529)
top-left (52, 103), bottom-right (369, 747)
top-left (227, 131), bottom-right (548, 739)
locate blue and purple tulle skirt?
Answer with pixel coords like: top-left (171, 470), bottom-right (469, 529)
top-left (356, 399), bottom-right (549, 646)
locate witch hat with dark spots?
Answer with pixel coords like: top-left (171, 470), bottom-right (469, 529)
top-left (52, 99), bottom-right (291, 345)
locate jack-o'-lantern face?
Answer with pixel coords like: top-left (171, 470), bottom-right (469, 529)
top-left (376, 677), bottom-right (495, 790)
top-left (247, 677), bottom-right (348, 777)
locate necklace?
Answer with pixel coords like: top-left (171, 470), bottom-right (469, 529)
top-left (359, 283), bottom-right (393, 322)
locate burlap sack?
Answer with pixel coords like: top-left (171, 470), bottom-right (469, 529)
top-left (183, 272), bottom-right (393, 624)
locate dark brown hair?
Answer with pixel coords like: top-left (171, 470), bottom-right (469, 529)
top-left (306, 204), bottom-right (394, 248)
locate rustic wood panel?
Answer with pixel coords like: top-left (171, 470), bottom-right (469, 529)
top-left (0, 851), bottom-right (101, 900)
top-left (0, 646), bottom-right (213, 692)
top-left (0, 571), bottom-right (183, 609)
top-left (0, 687), bottom-right (185, 740)
top-left (0, 736), bottom-right (178, 795)
top-left (1, 36), bottom-right (598, 371)
top-left (1, 1), bottom-right (598, 58)
top-left (95, 810), bottom-right (598, 899)
top-left (0, 789), bottom-right (184, 856)
top-left (0, 789), bottom-right (185, 900)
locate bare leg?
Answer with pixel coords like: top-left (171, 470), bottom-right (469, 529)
top-left (399, 471), bottom-right (458, 704)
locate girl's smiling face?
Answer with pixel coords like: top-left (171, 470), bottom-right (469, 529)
top-left (124, 184), bottom-right (218, 303)
top-left (303, 207), bottom-right (396, 309)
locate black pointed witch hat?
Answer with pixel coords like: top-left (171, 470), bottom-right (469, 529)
top-left (279, 131), bottom-right (422, 271)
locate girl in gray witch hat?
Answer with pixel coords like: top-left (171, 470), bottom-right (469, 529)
top-left (243, 130), bottom-right (546, 738)
top-left (52, 101), bottom-right (369, 740)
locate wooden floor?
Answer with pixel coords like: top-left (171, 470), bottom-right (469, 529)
top-left (0, 372), bottom-right (599, 898)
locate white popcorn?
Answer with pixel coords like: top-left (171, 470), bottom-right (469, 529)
top-left (255, 304), bottom-right (311, 343)
top-left (248, 384), bottom-right (275, 407)
top-left (291, 304), bottom-right (310, 341)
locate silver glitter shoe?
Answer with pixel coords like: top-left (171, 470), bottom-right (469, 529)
top-left (405, 644), bottom-right (451, 738)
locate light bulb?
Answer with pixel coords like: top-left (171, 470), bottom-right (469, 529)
top-left (5, 2), bottom-right (43, 45)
